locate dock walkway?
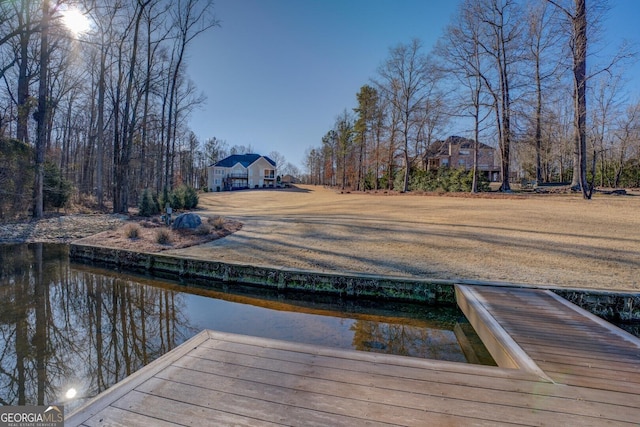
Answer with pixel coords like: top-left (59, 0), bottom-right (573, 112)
top-left (67, 286), bottom-right (640, 426)
top-left (457, 285), bottom-right (640, 394)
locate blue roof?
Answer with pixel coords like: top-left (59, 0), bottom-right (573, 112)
top-left (213, 154), bottom-right (276, 168)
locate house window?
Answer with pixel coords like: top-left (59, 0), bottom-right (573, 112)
top-left (460, 149), bottom-right (470, 155)
top-left (458, 159), bottom-right (466, 166)
top-left (441, 158), bottom-right (449, 166)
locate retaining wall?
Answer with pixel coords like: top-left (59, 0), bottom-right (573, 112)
top-left (69, 243), bottom-right (640, 324)
top-left (553, 289), bottom-right (640, 323)
top-left (69, 243), bottom-right (456, 304)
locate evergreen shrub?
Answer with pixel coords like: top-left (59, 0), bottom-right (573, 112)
top-left (43, 162), bottom-right (73, 210)
top-left (138, 188), bottom-right (160, 217)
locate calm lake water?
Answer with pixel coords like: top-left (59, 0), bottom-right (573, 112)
top-left (0, 243), bottom-right (492, 410)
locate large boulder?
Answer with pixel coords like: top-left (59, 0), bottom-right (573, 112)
top-left (172, 213), bottom-right (202, 230)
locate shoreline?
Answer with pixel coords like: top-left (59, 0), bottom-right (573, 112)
top-left (69, 241), bottom-right (640, 324)
top-left (1, 203), bottom-right (638, 324)
top-left (3, 185), bottom-right (640, 292)
top-left (0, 213), bottom-right (128, 244)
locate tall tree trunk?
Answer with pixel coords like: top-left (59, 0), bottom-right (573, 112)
top-left (573, 0), bottom-right (590, 198)
top-left (96, 46), bottom-right (106, 208)
top-left (165, 55), bottom-right (185, 197)
top-left (16, 2), bottom-right (31, 143)
top-left (472, 107), bottom-right (480, 193)
top-left (498, 25), bottom-right (511, 192)
top-left (535, 50), bottom-right (543, 184)
top-left (402, 111), bottom-right (410, 192)
top-left (140, 15), bottom-right (154, 190)
top-left (111, 45), bottom-right (123, 213)
top-left (114, 1), bottom-right (150, 213)
top-left (33, 0), bottom-right (49, 218)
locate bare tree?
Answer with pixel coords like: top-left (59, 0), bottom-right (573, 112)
top-left (567, 0), bottom-right (589, 197)
top-left (589, 74), bottom-right (623, 187)
top-left (376, 39), bottom-right (430, 192)
top-left (547, 0), bottom-right (637, 198)
top-left (0, 1), bottom-right (221, 218)
top-left (203, 136), bottom-right (228, 165)
top-left (163, 0), bottom-right (218, 199)
top-left (13, 0), bottom-right (40, 144)
top-left (525, 1), bottom-right (564, 184)
top-left (268, 150), bottom-right (287, 170)
top-left (438, 0), bottom-right (520, 192)
top-left (229, 144), bottom-right (254, 155)
top-left (473, 0), bottom-right (523, 192)
top-left (380, 90), bottom-right (401, 190)
top-left (90, 0), bottom-right (124, 209)
top-left (139, 1), bottom-right (171, 191)
top-left (112, 0), bottom-right (151, 213)
top-left (612, 100), bottom-right (640, 187)
top-left (33, 0), bottom-right (51, 218)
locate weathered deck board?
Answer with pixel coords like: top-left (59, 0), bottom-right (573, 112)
top-left (457, 285), bottom-right (640, 395)
top-left (67, 318), bottom-right (640, 426)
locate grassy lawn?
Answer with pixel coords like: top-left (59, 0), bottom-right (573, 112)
top-left (172, 185), bottom-right (640, 292)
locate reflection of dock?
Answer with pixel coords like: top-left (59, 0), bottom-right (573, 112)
top-left (67, 287), bottom-right (640, 426)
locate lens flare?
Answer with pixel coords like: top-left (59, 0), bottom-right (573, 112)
top-left (65, 387), bottom-right (77, 399)
top-left (61, 9), bottom-right (90, 35)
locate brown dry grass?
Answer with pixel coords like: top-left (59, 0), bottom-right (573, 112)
top-left (164, 185), bottom-right (640, 291)
top-left (75, 216), bottom-right (242, 253)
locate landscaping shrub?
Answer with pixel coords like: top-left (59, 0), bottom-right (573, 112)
top-left (169, 190), bottom-right (183, 210)
top-left (155, 229), bottom-right (172, 245)
top-left (410, 169), bottom-right (438, 192)
top-left (159, 185), bottom-right (199, 211)
top-left (43, 162), bottom-right (73, 210)
top-left (195, 224), bottom-right (211, 235)
top-left (138, 188), bottom-right (160, 217)
top-left (124, 224), bottom-right (140, 239)
top-left (363, 171), bottom-right (378, 190)
top-left (397, 167), bottom-right (491, 193)
top-left (181, 185), bottom-right (199, 209)
top-left (208, 216), bottom-right (225, 230)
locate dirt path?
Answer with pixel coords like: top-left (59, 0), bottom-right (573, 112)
top-left (167, 185), bottom-right (640, 292)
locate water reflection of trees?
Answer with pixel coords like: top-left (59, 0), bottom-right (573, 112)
top-left (351, 320), bottom-right (467, 363)
top-left (0, 244), bottom-right (193, 407)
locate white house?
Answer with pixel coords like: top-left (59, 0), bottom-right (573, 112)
top-left (207, 153), bottom-right (277, 191)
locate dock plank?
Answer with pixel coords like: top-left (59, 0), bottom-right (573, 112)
top-left (66, 283), bottom-right (640, 426)
top-left (188, 339), bottom-right (640, 407)
top-left (67, 325), bottom-right (640, 426)
top-left (168, 353), bottom-right (637, 424)
top-left (80, 406), bottom-right (187, 427)
top-left (111, 390), bottom-right (287, 427)
top-left (456, 285), bottom-right (640, 395)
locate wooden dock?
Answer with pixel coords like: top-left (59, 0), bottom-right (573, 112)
top-left (67, 286), bottom-right (640, 426)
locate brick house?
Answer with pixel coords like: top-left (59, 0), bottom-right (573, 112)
top-left (426, 136), bottom-right (501, 182)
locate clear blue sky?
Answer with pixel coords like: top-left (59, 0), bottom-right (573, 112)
top-left (187, 0), bottom-right (640, 171)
